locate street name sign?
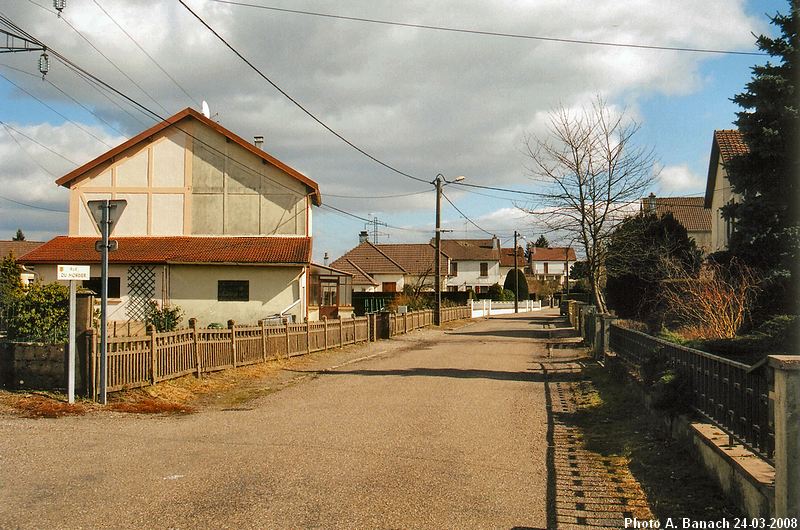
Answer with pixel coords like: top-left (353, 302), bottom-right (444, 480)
top-left (57, 264), bottom-right (90, 281)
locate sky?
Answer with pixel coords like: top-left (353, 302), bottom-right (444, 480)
top-left (0, 0), bottom-right (789, 261)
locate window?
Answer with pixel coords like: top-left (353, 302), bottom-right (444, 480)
top-left (543, 262), bottom-right (549, 275)
top-left (450, 262), bottom-right (458, 276)
top-left (321, 281), bottom-right (338, 306)
top-left (82, 277), bottom-right (121, 298)
top-left (218, 280), bottom-right (249, 301)
top-left (480, 263), bottom-right (488, 277)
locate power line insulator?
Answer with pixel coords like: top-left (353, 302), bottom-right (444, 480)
top-left (53, 0), bottom-right (66, 17)
top-left (38, 51), bottom-right (49, 78)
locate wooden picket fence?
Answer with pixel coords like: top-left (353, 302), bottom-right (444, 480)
top-left (89, 305), bottom-right (472, 396)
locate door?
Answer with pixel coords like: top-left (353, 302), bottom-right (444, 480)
top-left (319, 280), bottom-right (339, 319)
top-left (382, 282), bottom-right (397, 292)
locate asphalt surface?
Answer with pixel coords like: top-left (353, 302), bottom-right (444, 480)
top-left (1, 310), bottom-right (587, 529)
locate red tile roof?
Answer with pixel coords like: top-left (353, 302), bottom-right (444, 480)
top-left (641, 196), bottom-right (711, 232)
top-left (705, 129), bottom-right (749, 207)
top-left (0, 240), bottom-right (44, 259)
top-left (529, 247), bottom-right (577, 261)
top-left (438, 238), bottom-right (500, 261)
top-left (330, 259), bottom-right (380, 286)
top-left (715, 129), bottom-right (749, 163)
top-left (18, 236), bottom-right (311, 265)
top-left (55, 107), bottom-right (322, 206)
top-left (375, 243), bottom-right (449, 275)
top-left (330, 242), bottom-right (405, 275)
top-left (500, 247), bottom-right (525, 267)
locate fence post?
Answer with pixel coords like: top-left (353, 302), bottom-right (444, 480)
top-left (403, 312), bottom-right (408, 334)
top-left (600, 314), bottom-right (616, 358)
top-left (323, 317), bottom-right (328, 351)
top-left (148, 324), bottom-right (157, 384)
top-left (769, 355), bottom-right (800, 518)
top-left (260, 319), bottom-right (267, 363)
top-left (284, 322), bottom-right (291, 358)
top-left (189, 318), bottom-right (201, 377)
top-left (305, 318), bottom-right (311, 355)
top-left (370, 314), bottom-right (376, 342)
top-left (87, 328), bottom-right (96, 400)
top-left (352, 317), bottom-right (357, 344)
top-left (228, 320), bottom-right (237, 368)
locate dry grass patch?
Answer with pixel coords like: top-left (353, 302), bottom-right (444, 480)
top-left (5, 393), bottom-right (90, 418)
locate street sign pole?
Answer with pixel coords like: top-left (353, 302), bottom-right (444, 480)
top-left (58, 264), bottom-right (90, 405)
top-left (99, 200), bottom-right (110, 405)
top-left (86, 198), bottom-right (126, 404)
top-left (68, 279), bottom-right (76, 404)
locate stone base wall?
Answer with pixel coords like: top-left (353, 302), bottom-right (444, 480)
top-left (0, 342), bottom-right (67, 390)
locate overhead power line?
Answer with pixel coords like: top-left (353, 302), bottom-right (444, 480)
top-left (440, 190), bottom-right (493, 237)
top-left (91, 0), bottom-right (200, 108)
top-left (0, 119), bottom-right (80, 165)
top-left (23, 0), bottom-right (170, 115)
top-left (210, 0), bottom-right (766, 57)
top-left (177, 0), bottom-right (429, 184)
top-left (0, 192), bottom-right (67, 213)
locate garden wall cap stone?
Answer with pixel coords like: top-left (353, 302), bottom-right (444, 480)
top-left (768, 355), bottom-right (800, 371)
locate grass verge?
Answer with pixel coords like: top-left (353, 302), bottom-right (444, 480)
top-left (572, 364), bottom-right (742, 522)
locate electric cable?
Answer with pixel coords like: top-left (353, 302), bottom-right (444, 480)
top-left (177, 0), bottom-right (429, 184)
top-left (210, 0), bottom-right (766, 57)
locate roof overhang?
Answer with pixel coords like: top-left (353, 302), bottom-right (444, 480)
top-left (55, 107), bottom-right (322, 206)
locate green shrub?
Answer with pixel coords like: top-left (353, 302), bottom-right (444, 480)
top-left (5, 282), bottom-right (69, 343)
top-left (651, 369), bottom-right (692, 416)
top-left (606, 356), bottom-right (629, 383)
top-left (145, 301), bottom-right (183, 332)
top-left (639, 349), bottom-right (668, 386)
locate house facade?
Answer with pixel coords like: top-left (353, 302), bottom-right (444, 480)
top-left (499, 247), bottom-right (526, 286)
top-left (439, 238), bottom-right (501, 293)
top-left (528, 246), bottom-right (577, 286)
top-left (704, 129), bottom-right (747, 252)
top-left (1, 240), bottom-right (43, 285)
top-left (20, 107), bottom-right (335, 326)
top-left (330, 237), bottom-right (449, 293)
top-left (640, 194), bottom-right (712, 253)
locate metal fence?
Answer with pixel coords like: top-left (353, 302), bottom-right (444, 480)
top-left (609, 324), bottom-right (774, 463)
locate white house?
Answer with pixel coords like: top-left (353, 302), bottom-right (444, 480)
top-left (528, 246), bottom-right (577, 286)
top-left (704, 129), bottom-right (747, 252)
top-left (19, 107), bottom-right (346, 326)
top-left (439, 238), bottom-right (501, 293)
top-left (330, 235), bottom-right (449, 293)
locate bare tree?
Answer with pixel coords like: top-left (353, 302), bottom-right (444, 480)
top-left (520, 97), bottom-right (657, 312)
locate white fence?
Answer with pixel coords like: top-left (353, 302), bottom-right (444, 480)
top-left (469, 299), bottom-right (542, 318)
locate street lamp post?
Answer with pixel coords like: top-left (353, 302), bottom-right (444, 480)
top-left (433, 174), bottom-right (464, 325)
top-left (514, 231), bottom-right (525, 313)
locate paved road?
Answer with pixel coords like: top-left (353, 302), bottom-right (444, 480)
top-left (1, 310), bottom-right (587, 529)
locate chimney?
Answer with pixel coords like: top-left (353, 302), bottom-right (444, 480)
top-left (647, 192), bottom-right (657, 213)
top-left (359, 230), bottom-right (369, 244)
top-left (323, 252), bottom-right (329, 266)
top-left (253, 135), bottom-right (264, 149)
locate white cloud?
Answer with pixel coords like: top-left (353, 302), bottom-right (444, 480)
top-left (0, 0), bottom-right (766, 255)
top-left (656, 163), bottom-right (706, 193)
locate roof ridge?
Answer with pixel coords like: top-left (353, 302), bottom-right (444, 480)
top-left (55, 107), bottom-right (321, 205)
top-left (366, 241), bottom-right (407, 273)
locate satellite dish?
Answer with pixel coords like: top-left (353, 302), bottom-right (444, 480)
top-left (201, 100), bottom-right (210, 118)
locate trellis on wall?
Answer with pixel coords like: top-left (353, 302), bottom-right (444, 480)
top-left (126, 266), bottom-right (155, 321)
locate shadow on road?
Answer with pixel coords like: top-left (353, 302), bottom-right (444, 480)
top-left (292, 366), bottom-right (587, 383)
top-left (447, 328), bottom-right (579, 340)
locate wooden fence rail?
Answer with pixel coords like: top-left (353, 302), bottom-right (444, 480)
top-left (92, 306), bottom-right (471, 396)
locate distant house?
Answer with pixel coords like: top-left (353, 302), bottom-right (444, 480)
top-left (704, 129), bottom-right (747, 252)
top-left (438, 237), bottom-right (501, 293)
top-left (19, 107), bottom-right (341, 326)
top-left (528, 246), bottom-right (577, 286)
top-left (0, 240), bottom-right (43, 285)
top-left (641, 194), bottom-right (712, 253)
top-left (331, 234), bottom-right (449, 293)
top-left (499, 246), bottom-right (526, 284)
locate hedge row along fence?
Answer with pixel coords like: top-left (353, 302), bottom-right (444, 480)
top-left (88, 306), bottom-right (472, 397)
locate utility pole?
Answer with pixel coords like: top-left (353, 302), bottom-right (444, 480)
top-left (434, 176), bottom-right (442, 325)
top-left (513, 231), bottom-right (525, 313)
top-left (433, 174), bottom-right (465, 324)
